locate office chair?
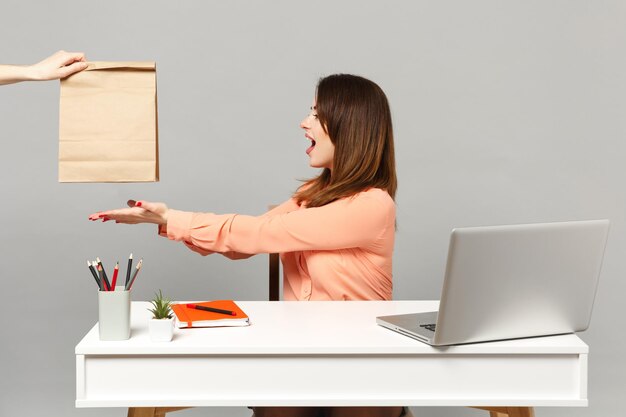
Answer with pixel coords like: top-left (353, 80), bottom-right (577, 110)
top-left (269, 251), bottom-right (280, 301)
top-left (268, 205), bottom-right (280, 301)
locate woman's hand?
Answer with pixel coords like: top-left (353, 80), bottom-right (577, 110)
top-left (89, 200), bottom-right (169, 225)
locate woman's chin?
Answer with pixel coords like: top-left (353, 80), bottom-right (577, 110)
top-left (307, 156), bottom-right (332, 170)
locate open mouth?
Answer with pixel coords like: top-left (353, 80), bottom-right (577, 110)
top-left (306, 136), bottom-right (316, 155)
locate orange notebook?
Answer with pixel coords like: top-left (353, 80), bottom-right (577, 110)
top-left (171, 300), bottom-right (250, 328)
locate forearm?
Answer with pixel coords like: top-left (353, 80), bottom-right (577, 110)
top-left (0, 65), bottom-right (36, 85)
top-left (159, 223), bottom-right (253, 259)
top-left (1, 51), bottom-right (88, 85)
top-left (161, 192), bottom-right (394, 255)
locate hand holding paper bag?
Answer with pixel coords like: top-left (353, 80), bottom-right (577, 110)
top-left (59, 61), bottom-right (159, 182)
top-left (0, 50), bottom-right (87, 85)
top-left (31, 51), bottom-right (88, 81)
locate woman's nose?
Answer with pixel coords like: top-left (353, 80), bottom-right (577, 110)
top-left (300, 116), bottom-right (310, 129)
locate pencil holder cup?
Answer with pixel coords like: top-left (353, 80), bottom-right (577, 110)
top-left (98, 288), bottom-right (131, 341)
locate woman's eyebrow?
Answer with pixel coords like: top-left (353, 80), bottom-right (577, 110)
top-left (310, 106), bottom-right (317, 110)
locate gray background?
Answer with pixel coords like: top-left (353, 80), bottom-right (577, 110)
top-left (1, 1), bottom-right (624, 416)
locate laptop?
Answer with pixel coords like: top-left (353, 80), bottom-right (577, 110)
top-left (377, 219), bottom-right (610, 346)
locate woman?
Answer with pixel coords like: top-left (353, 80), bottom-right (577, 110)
top-left (90, 74), bottom-right (401, 417)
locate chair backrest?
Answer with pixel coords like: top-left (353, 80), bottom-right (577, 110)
top-left (269, 252), bottom-right (280, 301)
top-left (268, 205), bottom-right (280, 301)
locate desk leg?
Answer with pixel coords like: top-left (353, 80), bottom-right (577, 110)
top-left (127, 407), bottom-right (191, 417)
top-left (472, 407), bottom-right (535, 417)
top-left (127, 408), bottom-right (156, 417)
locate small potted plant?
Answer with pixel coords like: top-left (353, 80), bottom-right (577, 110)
top-left (148, 290), bottom-right (175, 342)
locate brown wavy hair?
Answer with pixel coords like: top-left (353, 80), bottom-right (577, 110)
top-left (294, 74), bottom-right (397, 207)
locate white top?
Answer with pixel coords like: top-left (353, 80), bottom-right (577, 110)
top-left (75, 301), bottom-right (588, 355)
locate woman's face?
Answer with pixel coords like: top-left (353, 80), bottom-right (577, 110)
top-left (300, 99), bottom-right (335, 170)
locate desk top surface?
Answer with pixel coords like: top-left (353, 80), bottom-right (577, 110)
top-left (75, 300), bottom-right (588, 355)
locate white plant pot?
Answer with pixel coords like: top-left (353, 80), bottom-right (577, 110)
top-left (149, 317), bottom-right (175, 342)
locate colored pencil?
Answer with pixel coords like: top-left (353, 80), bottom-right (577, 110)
top-left (126, 258), bottom-right (143, 290)
top-left (96, 257), bottom-right (111, 291)
top-left (87, 261), bottom-right (102, 290)
top-left (124, 253), bottom-right (133, 289)
top-left (97, 263), bottom-right (109, 291)
top-left (111, 262), bottom-right (119, 290)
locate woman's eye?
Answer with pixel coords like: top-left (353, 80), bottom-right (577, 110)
top-left (312, 114), bottom-right (318, 119)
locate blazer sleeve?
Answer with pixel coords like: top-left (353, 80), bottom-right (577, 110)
top-left (158, 197), bottom-right (301, 257)
top-left (160, 191), bottom-right (393, 255)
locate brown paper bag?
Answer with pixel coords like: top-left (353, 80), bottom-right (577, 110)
top-left (59, 61), bottom-right (159, 182)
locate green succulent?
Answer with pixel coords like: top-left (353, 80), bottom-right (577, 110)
top-left (149, 289), bottom-right (173, 319)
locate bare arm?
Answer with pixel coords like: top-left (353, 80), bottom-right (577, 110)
top-left (0, 50), bottom-right (87, 86)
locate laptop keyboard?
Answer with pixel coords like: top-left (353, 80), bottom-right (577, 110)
top-left (420, 324), bottom-right (436, 332)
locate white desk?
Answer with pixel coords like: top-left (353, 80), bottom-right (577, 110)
top-left (75, 301), bottom-right (588, 415)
